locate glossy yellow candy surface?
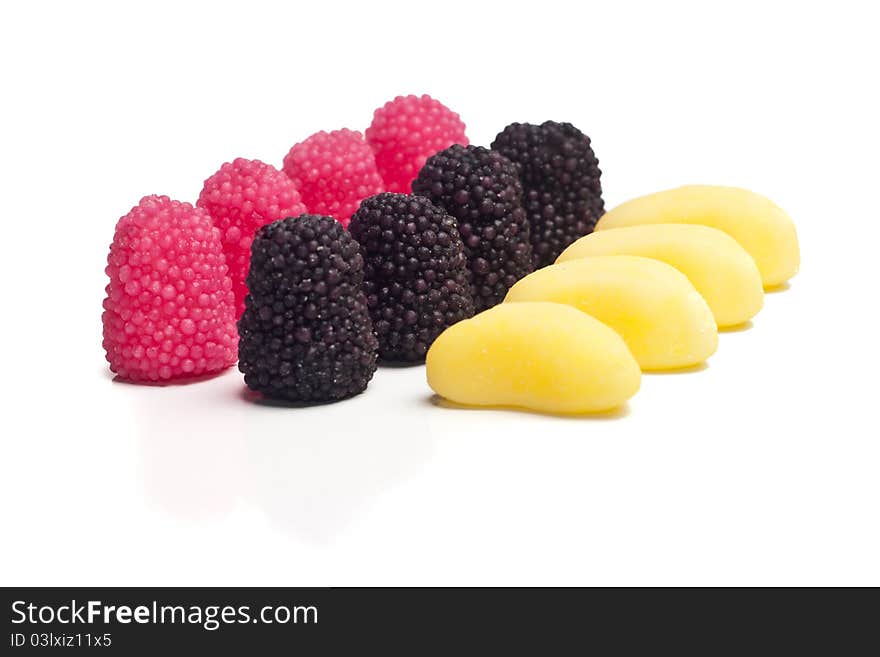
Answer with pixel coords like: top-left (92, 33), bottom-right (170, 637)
top-left (595, 185), bottom-right (799, 287)
top-left (505, 256), bottom-right (718, 370)
top-left (426, 302), bottom-right (640, 414)
top-left (557, 224), bottom-right (763, 328)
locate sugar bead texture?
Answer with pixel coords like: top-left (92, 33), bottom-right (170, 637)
top-left (282, 129), bottom-right (384, 228)
top-left (197, 158), bottom-right (307, 317)
top-left (491, 121), bottom-right (604, 268)
top-left (238, 215), bottom-right (378, 402)
top-left (366, 94), bottom-right (468, 194)
top-left (413, 145), bottom-right (534, 311)
top-left (349, 193), bottom-right (475, 362)
top-left (102, 195), bottom-right (238, 382)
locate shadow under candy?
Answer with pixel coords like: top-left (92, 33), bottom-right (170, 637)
top-left (644, 361), bottom-right (709, 375)
top-left (764, 281), bottom-right (792, 294)
top-left (719, 320), bottom-right (754, 333)
top-left (426, 393), bottom-right (632, 421)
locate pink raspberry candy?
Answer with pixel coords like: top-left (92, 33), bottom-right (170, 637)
top-left (366, 94), bottom-right (468, 194)
top-left (197, 158), bottom-right (307, 315)
top-left (282, 129), bottom-right (384, 228)
top-left (102, 195), bottom-right (238, 383)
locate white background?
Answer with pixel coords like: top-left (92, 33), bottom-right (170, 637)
top-left (1, 0), bottom-right (878, 586)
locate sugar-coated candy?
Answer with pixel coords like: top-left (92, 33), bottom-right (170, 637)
top-left (102, 195), bottom-right (238, 382)
top-left (282, 129), bottom-right (384, 228)
top-left (349, 193), bottom-right (475, 362)
top-left (366, 94), bottom-right (468, 194)
top-left (412, 144), bottom-right (533, 311)
top-left (237, 215), bottom-right (378, 402)
top-left (197, 158), bottom-right (307, 316)
top-left (491, 121), bottom-right (604, 267)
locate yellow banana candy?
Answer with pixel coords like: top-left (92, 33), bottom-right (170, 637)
top-left (505, 256), bottom-right (718, 370)
top-left (595, 185), bottom-right (799, 287)
top-left (426, 302), bottom-right (641, 414)
top-left (557, 224), bottom-right (764, 328)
